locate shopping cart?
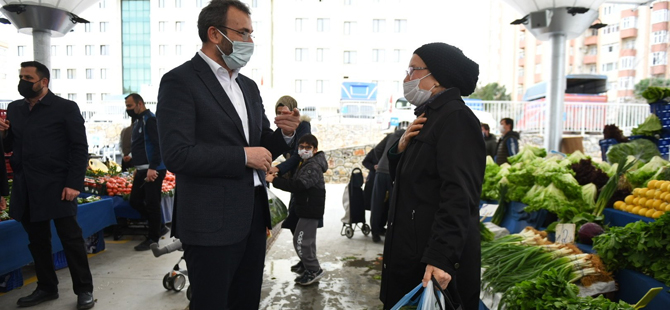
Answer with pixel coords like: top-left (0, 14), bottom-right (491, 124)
top-left (340, 168), bottom-right (371, 238)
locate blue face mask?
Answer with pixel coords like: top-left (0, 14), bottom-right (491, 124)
top-left (215, 28), bottom-right (254, 70)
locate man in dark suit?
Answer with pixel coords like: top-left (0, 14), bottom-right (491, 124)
top-left (1, 61), bottom-right (94, 309)
top-left (156, 1), bottom-right (300, 309)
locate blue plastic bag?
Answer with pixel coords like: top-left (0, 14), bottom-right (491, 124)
top-left (390, 283), bottom-right (423, 310)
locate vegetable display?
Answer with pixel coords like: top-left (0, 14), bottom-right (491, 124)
top-left (603, 124), bottom-right (629, 143)
top-left (593, 212), bottom-right (670, 287)
top-left (480, 156), bottom-right (502, 201)
top-left (84, 171), bottom-right (176, 199)
top-left (631, 114), bottom-right (662, 137)
top-left (641, 86), bottom-right (670, 103)
top-left (606, 139), bottom-right (660, 165)
top-left (612, 180), bottom-right (670, 219)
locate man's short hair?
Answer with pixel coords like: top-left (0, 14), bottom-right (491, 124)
top-left (481, 123), bottom-right (490, 132)
top-left (125, 93), bottom-right (145, 105)
top-left (197, 0), bottom-right (251, 43)
top-left (21, 61), bottom-right (50, 83)
top-left (501, 118), bottom-right (514, 131)
top-left (298, 134), bottom-right (319, 149)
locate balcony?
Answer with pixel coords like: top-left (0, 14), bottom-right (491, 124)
top-left (652, 22), bottom-right (668, 32)
top-left (618, 70), bottom-right (636, 77)
top-left (519, 40), bottom-right (525, 49)
top-left (618, 90), bottom-right (635, 98)
top-left (620, 49), bottom-right (637, 57)
top-left (518, 76), bottom-right (524, 84)
top-left (534, 74), bottom-right (542, 83)
top-left (584, 36), bottom-right (598, 46)
top-left (651, 65), bottom-right (666, 75)
top-left (518, 58), bottom-right (525, 67)
top-left (535, 55), bottom-right (542, 64)
top-left (621, 28), bottom-right (638, 39)
top-left (622, 9), bottom-right (639, 18)
top-left (583, 55), bottom-right (597, 64)
top-left (569, 56), bottom-right (574, 65)
top-left (652, 44), bottom-right (666, 53)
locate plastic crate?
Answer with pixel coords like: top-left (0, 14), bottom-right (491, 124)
top-left (650, 102), bottom-right (670, 115)
top-left (53, 250), bottom-right (68, 270)
top-left (0, 269), bottom-right (23, 292)
top-left (85, 230), bottom-right (106, 254)
top-left (599, 139), bottom-right (618, 162)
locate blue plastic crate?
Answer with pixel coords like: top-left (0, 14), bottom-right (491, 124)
top-left (662, 117), bottom-right (670, 128)
top-left (599, 139), bottom-right (618, 161)
top-left (85, 230), bottom-right (105, 254)
top-left (499, 201), bottom-right (548, 234)
top-left (650, 102), bottom-right (670, 115)
top-left (0, 269), bottom-right (23, 292)
top-left (53, 250), bottom-right (68, 270)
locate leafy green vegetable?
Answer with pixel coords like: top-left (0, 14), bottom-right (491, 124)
top-left (481, 156), bottom-right (502, 200)
top-left (606, 139), bottom-right (660, 165)
top-left (631, 114), bottom-right (662, 136)
top-left (641, 86), bottom-right (670, 103)
top-left (508, 145), bottom-right (546, 165)
top-left (625, 156), bottom-right (669, 188)
top-left (480, 221), bottom-right (495, 242)
top-left (581, 183), bottom-right (597, 211)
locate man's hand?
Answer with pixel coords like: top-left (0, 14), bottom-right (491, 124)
top-left (374, 164), bottom-right (378, 170)
top-left (398, 113), bottom-right (427, 153)
top-left (268, 166), bottom-right (279, 175)
top-left (61, 187), bottom-right (80, 201)
top-left (245, 147), bottom-right (272, 172)
top-left (265, 172), bottom-right (276, 183)
top-left (0, 196), bottom-right (6, 211)
top-left (122, 155), bottom-right (132, 162)
top-left (422, 264), bottom-right (452, 290)
top-left (275, 108), bottom-right (300, 136)
top-left (0, 119), bottom-right (9, 132)
top-left (145, 169), bottom-right (158, 182)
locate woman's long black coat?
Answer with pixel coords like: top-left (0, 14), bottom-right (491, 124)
top-left (380, 88), bottom-right (485, 310)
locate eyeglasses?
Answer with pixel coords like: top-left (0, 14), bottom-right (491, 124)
top-left (298, 145), bottom-right (314, 151)
top-left (220, 26), bottom-right (255, 41)
top-left (406, 67), bottom-right (428, 78)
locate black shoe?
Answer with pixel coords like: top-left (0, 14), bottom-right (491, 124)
top-left (16, 289), bottom-right (59, 307)
top-left (159, 225), bottom-right (170, 237)
top-left (296, 268), bottom-right (325, 286)
top-left (77, 292), bottom-right (95, 310)
top-left (134, 238), bottom-right (154, 251)
top-left (290, 261), bottom-right (305, 274)
top-left (372, 234), bottom-right (382, 243)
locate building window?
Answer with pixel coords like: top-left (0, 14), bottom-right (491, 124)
top-left (86, 68), bottom-right (94, 79)
top-left (608, 81), bottom-right (617, 91)
top-left (518, 68), bottom-right (525, 77)
top-left (252, 0), bottom-right (258, 8)
top-left (621, 17), bottom-right (637, 29)
top-left (100, 22), bottom-right (108, 32)
top-left (373, 19), bottom-right (385, 33)
top-left (653, 31), bottom-right (668, 44)
top-left (394, 19), bottom-right (407, 33)
top-left (295, 18), bottom-right (307, 32)
top-left (652, 9), bottom-right (669, 23)
top-left (17, 46), bottom-right (25, 56)
top-left (67, 69), bottom-right (76, 79)
top-left (535, 46), bottom-right (542, 55)
top-left (52, 69), bottom-right (61, 79)
top-left (50, 45), bottom-right (57, 56)
top-left (316, 48), bottom-right (326, 62)
top-left (175, 45), bottom-right (182, 55)
top-left (99, 0), bottom-right (106, 9)
top-left (100, 69), bottom-right (107, 79)
top-left (519, 31), bottom-right (526, 41)
top-left (86, 93), bottom-right (94, 103)
top-left (100, 45), bottom-right (109, 56)
top-left (602, 5), bottom-right (614, 16)
top-left (68, 93), bottom-right (77, 101)
top-left (316, 80), bottom-right (327, 93)
top-left (67, 45), bottom-right (74, 56)
top-left (101, 93), bottom-right (110, 101)
top-left (317, 18), bottom-right (330, 32)
top-left (620, 57), bottom-right (635, 70)
top-left (588, 46), bottom-right (597, 55)
top-left (196, 0), bottom-right (205, 8)
top-left (159, 0), bottom-right (165, 8)
top-left (295, 48), bottom-right (308, 61)
top-left (652, 52), bottom-right (667, 66)
top-left (619, 76), bottom-right (635, 90)
top-left (344, 0), bottom-right (352, 5)
top-left (534, 64), bottom-right (541, 74)
top-left (589, 29), bottom-right (598, 36)
top-left (85, 45), bottom-right (94, 56)
top-left (623, 39), bottom-right (636, 50)
top-left (295, 80), bottom-right (306, 93)
top-left (601, 62), bottom-right (617, 72)
top-left (518, 49), bottom-right (525, 59)
top-left (344, 21), bottom-right (356, 35)
top-left (589, 65), bottom-right (597, 74)
top-left (159, 21), bottom-right (167, 32)
top-left (372, 49), bottom-right (385, 62)
top-left (175, 21), bottom-right (185, 32)
top-left (85, 23), bottom-right (92, 32)
top-left (602, 24), bottom-right (619, 35)
top-left (175, 0), bottom-right (182, 8)
top-left (343, 51), bottom-right (357, 64)
top-left (601, 43), bottom-right (618, 54)
top-left (159, 45), bottom-right (167, 56)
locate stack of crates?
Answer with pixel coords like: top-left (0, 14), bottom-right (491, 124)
top-left (649, 102), bottom-right (670, 159)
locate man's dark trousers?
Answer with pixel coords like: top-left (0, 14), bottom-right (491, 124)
top-left (21, 205), bottom-right (93, 295)
top-left (370, 172), bottom-right (392, 235)
top-left (129, 169), bottom-right (167, 242)
top-left (184, 186), bottom-right (267, 310)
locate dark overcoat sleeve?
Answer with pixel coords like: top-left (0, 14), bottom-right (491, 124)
top-left (64, 102), bottom-right (88, 191)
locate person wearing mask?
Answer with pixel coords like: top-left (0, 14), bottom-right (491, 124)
top-left (119, 118), bottom-right (134, 172)
top-left (1, 61), bottom-right (94, 309)
top-left (156, 1), bottom-right (300, 308)
top-left (380, 43), bottom-right (485, 310)
top-left (481, 123), bottom-right (497, 158)
top-left (125, 93), bottom-right (169, 251)
top-left (495, 118), bottom-right (520, 165)
top-left (369, 127), bottom-right (405, 243)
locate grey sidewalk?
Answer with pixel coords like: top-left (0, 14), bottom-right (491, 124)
top-left (0, 184), bottom-right (385, 310)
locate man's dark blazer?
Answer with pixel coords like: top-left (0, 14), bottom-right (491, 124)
top-left (4, 91), bottom-right (88, 222)
top-left (157, 53), bottom-right (290, 247)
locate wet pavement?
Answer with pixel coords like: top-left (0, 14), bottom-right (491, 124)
top-left (0, 184), bottom-right (386, 310)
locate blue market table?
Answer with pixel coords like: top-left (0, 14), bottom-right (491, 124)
top-left (0, 197), bottom-right (116, 276)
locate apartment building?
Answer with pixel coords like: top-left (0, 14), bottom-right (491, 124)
top-left (511, 1), bottom-right (670, 103)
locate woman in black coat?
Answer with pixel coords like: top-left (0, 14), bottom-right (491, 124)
top-left (380, 43), bottom-right (485, 310)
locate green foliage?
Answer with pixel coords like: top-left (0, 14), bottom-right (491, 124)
top-left (631, 114), bottom-right (662, 136)
top-left (625, 156), bottom-right (669, 189)
top-left (635, 78), bottom-right (670, 99)
top-left (468, 82), bottom-right (511, 101)
top-left (606, 139), bottom-right (660, 165)
top-left (481, 156), bottom-right (502, 200)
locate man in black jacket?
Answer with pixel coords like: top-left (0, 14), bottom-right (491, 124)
top-left (481, 123), bottom-right (497, 158)
top-left (495, 118), bottom-right (520, 165)
top-left (1, 61), bottom-right (94, 309)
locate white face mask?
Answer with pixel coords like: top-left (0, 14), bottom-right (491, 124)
top-left (403, 73), bottom-right (435, 106)
top-left (499, 125), bottom-right (506, 134)
top-left (298, 149), bottom-right (313, 160)
top-left (216, 28), bottom-right (254, 70)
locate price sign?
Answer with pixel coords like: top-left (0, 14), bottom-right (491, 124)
top-left (479, 204), bottom-right (499, 219)
top-left (555, 223), bottom-right (576, 244)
